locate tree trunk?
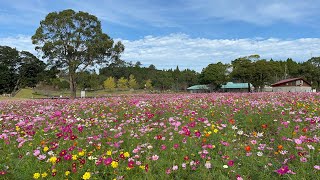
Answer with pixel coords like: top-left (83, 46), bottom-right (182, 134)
top-left (69, 71), bottom-right (76, 99)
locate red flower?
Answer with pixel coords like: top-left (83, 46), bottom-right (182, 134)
top-left (70, 135), bottom-right (77, 140)
top-left (245, 146), bottom-right (251, 152)
top-left (228, 160), bottom-right (234, 166)
top-left (79, 158), bottom-right (86, 165)
top-left (59, 150), bottom-right (67, 157)
top-left (128, 161), bottom-right (135, 168)
top-left (52, 172), bottom-right (57, 177)
top-left (184, 155), bottom-right (189, 161)
top-left (145, 164), bottom-right (149, 172)
top-left (156, 135), bottom-right (162, 140)
top-left (194, 131), bottom-right (201, 138)
top-left (0, 170), bottom-right (7, 175)
top-left (72, 166), bottom-right (77, 173)
top-left (119, 153), bottom-right (125, 159)
top-left (56, 132), bottom-right (63, 138)
top-left (261, 124), bottom-right (268, 129)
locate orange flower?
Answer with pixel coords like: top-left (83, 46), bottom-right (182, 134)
top-left (245, 145), bottom-right (251, 152)
top-left (228, 119), bottom-right (235, 125)
top-left (202, 138), bottom-right (207, 143)
top-left (205, 133), bottom-right (210, 137)
top-left (261, 124), bottom-right (268, 129)
top-left (278, 145), bottom-right (283, 150)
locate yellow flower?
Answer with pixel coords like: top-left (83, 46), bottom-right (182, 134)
top-left (106, 150), bottom-right (112, 156)
top-left (139, 165), bottom-right (145, 170)
top-left (49, 156), bottom-right (57, 164)
top-left (65, 171), bottom-right (71, 176)
top-left (41, 172), bottom-right (48, 178)
top-left (213, 129), bottom-right (219, 133)
top-left (72, 155), bottom-right (78, 160)
top-left (111, 161), bottom-right (118, 168)
top-left (52, 169), bottom-right (57, 173)
top-left (79, 151), bottom-right (85, 156)
top-left (124, 152), bottom-right (130, 158)
top-left (43, 146), bottom-right (49, 152)
top-left (33, 173), bottom-right (40, 179)
top-left (15, 126), bottom-right (20, 131)
top-left (82, 172), bottom-right (91, 180)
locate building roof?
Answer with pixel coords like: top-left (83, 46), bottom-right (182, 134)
top-left (271, 77), bottom-right (311, 87)
top-left (187, 85), bottom-right (209, 90)
top-left (221, 82), bottom-right (252, 89)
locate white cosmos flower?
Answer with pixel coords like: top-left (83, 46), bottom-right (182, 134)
top-left (257, 152), bottom-right (263, 156)
top-left (237, 130), bottom-right (243, 135)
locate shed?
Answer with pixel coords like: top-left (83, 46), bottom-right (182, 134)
top-left (221, 82), bottom-right (253, 92)
top-left (187, 85), bottom-right (210, 93)
top-left (271, 78), bottom-right (312, 92)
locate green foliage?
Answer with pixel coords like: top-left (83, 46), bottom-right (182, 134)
top-left (117, 77), bottom-right (128, 89)
top-left (145, 79), bottom-right (153, 90)
top-left (199, 62), bottom-right (229, 89)
top-left (128, 74), bottom-right (139, 89)
top-left (19, 51), bottom-right (46, 88)
top-left (76, 71), bottom-right (100, 90)
top-left (0, 46), bottom-right (46, 93)
top-left (103, 77), bottom-right (116, 91)
top-left (32, 9), bottom-right (124, 98)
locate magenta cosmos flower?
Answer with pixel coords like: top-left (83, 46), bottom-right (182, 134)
top-left (275, 166), bottom-right (289, 175)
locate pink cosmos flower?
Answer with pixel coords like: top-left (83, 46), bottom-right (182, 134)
top-left (173, 144), bottom-right (179, 149)
top-left (294, 139), bottom-right (302, 144)
top-left (104, 157), bottom-right (112, 166)
top-left (166, 168), bottom-right (171, 174)
top-left (205, 161), bottom-right (212, 169)
top-left (37, 154), bottom-right (46, 160)
top-left (64, 154), bottom-right (72, 161)
top-left (300, 157), bottom-right (307, 162)
top-left (152, 155), bottom-right (159, 161)
top-left (172, 165), bottom-right (178, 171)
top-left (181, 163), bottom-right (186, 169)
top-left (33, 149), bottom-right (40, 156)
top-left (314, 165), bottom-right (320, 170)
top-left (54, 111), bottom-right (62, 117)
top-left (250, 140), bottom-right (257, 145)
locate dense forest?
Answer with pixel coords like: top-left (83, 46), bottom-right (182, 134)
top-left (1, 45), bottom-right (320, 94)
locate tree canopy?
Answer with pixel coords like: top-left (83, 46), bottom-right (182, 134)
top-left (32, 9), bottom-right (124, 98)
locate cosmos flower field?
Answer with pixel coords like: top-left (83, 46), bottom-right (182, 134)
top-left (0, 93), bottom-right (319, 180)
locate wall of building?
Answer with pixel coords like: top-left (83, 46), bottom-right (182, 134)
top-left (272, 80), bottom-right (311, 87)
top-left (272, 86), bottom-right (312, 92)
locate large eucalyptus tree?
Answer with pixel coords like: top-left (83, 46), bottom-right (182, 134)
top-left (32, 9), bottom-right (124, 98)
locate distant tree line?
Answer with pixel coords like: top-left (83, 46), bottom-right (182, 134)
top-left (200, 55), bottom-right (320, 91)
top-left (2, 45), bottom-right (320, 94)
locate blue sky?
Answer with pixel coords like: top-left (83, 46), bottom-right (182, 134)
top-left (1, 0), bottom-right (320, 71)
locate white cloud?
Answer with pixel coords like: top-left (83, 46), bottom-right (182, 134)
top-left (0, 35), bottom-right (35, 53)
top-left (2, 34), bottom-right (320, 72)
top-left (118, 34), bottom-right (320, 71)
